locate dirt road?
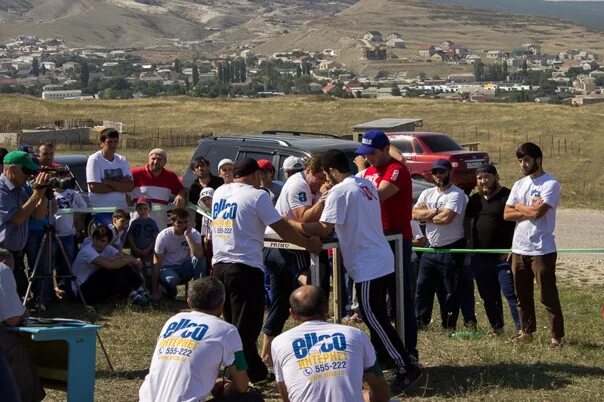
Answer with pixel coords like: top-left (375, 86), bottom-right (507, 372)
top-left (554, 209), bottom-right (604, 286)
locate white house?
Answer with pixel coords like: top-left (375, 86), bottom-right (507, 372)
top-left (486, 50), bottom-right (504, 59)
top-left (386, 38), bottom-right (406, 48)
top-left (363, 31), bottom-right (383, 42)
top-left (42, 89), bottom-right (82, 100)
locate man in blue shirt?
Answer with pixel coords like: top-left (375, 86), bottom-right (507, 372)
top-left (0, 151), bottom-right (50, 296)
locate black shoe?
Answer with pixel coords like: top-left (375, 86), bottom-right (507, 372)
top-left (464, 320), bottom-right (478, 332)
top-left (251, 371), bottom-right (275, 386)
top-left (391, 363), bottom-right (424, 395)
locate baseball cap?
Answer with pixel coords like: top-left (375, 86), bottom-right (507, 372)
top-left (18, 144), bottom-right (35, 155)
top-left (217, 158), bottom-right (234, 170)
top-left (3, 150), bottom-right (39, 174)
top-left (199, 187), bottom-right (215, 199)
top-left (257, 159), bottom-right (274, 171)
top-left (135, 198), bottom-right (152, 207)
top-left (431, 159), bottom-right (453, 171)
top-left (282, 156), bottom-right (305, 171)
top-left (355, 129), bottom-right (390, 155)
top-left (476, 163), bottom-right (497, 175)
top-left (233, 157), bottom-right (259, 178)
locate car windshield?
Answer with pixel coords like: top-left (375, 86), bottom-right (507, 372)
top-left (421, 134), bottom-right (464, 152)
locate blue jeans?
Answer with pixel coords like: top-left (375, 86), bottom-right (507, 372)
top-left (416, 239), bottom-right (466, 329)
top-left (459, 260), bottom-right (477, 325)
top-left (159, 257), bottom-right (206, 292)
top-left (472, 255), bottom-right (521, 331)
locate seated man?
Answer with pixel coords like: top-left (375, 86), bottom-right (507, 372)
top-left (151, 208), bottom-right (205, 300)
top-left (139, 277), bottom-right (263, 402)
top-left (271, 285), bottom-right (390, 402)
top-left (0, 262), bottom-right (46, 402)
top-left (72, 225), bottom-right (150, 306)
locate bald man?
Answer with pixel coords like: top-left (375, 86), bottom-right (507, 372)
top-left (271, 286), bottom-right (389, 402)
top-left (131, 148), bottom-right (187, 229)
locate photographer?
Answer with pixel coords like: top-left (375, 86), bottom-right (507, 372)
top-left (24, 143), bottom-right (58, 303)
top-left (0, 151), bottom-right (51, 297)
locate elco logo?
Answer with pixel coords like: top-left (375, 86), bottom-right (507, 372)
top-left (292, 332), bottom-right (347, 359)
top-left (212, 199), bottom-right (238, 220)
top-left (162, 318), bottom-right (209, 341)
top-left (360, 185), bottom-right (376, 201)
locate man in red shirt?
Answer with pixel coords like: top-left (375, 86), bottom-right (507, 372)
top-left (131, 149), bottom-right (187, 229)
top-left (356, 129), bottom-right (420, 376)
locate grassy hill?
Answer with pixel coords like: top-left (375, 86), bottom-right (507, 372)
top-left (1, 93), bottom-right (603, 208)
top-left (254, 0), bottom-right (604, 76)
top-left (428, 0), bottom-right (604, 31)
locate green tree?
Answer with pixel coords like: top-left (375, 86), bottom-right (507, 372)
top-left (80, 62), bottom-right (90, 90)
top-left (474, 61), bottom-right (484, 81)
top-left (391, 84), bottom-right (401, 96)
top-left (174, 58), bottom-right (181, 74)
top-left (32, 57), bottom-right (39, 77)
top-left (192, 65), bottom-right (199, 87)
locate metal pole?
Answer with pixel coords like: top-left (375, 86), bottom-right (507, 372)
top-left (393, 235), bottom-right (405, 343)
top-left (332, 248), bottom-right (342, 323)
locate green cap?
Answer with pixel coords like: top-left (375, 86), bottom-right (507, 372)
top-left (3, 150), bottom-right (39, 172)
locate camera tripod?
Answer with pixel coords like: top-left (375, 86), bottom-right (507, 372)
top-left (23, 187), bottom-right (114, 371)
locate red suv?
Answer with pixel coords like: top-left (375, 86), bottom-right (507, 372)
top-left (386, 132), bottom-right (490, 193)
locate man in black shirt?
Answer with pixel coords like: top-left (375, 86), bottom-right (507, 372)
top-left (465, 164), bottom-right (520, 335)
top-left (188, 156), bottom-right (224, 229)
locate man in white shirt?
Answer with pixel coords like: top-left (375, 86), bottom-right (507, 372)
top-left (151, 208), bottom-right (205, 300)
top-left (0, 263), bottom-right (46, 402)
top-left (412, 159), bottom-right (468, 331)
top-left (86, 128), bottom-right (133, 226)
top-left (272, 285), bottom-right (389, 402)
top-left (261, 154), bottom-right (327, 368)
top-left (139, 277), bottom-right (263, 402)
top-left (295, 150), bottom-right (420, 393)
top-left (504, 142), bottom-right (564, 346)
top-left (212, 157), bottom-right (322, 385)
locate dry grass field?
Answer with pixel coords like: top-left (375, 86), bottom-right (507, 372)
top-left (3, 94), bottom-right (603, 401)
top-left (1, 94), bottom-right (603, 208)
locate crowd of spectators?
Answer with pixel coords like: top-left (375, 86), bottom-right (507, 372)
top-left (0, 127), bottom-right (566, 402)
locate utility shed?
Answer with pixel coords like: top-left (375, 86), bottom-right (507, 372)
top-left (353, 118), bottom-right (423, 134)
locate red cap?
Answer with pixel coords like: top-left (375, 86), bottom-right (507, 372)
top-left (257, 159), bottom-right (274, 171)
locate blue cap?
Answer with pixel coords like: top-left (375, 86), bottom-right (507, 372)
top-left (355, 129), bottom-right (390, 155)
top-left (431, 159), bottom-right (452, 171)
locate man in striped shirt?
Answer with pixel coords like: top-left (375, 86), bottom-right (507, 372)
top-left (131, 149), bottom-right (187, 229)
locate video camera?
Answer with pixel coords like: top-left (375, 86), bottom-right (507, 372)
top-left (37, 166), bottom-right (77, 190)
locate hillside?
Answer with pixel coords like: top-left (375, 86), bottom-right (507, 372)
top-left (0, 0), bottom-right (355, 48)
top-left (428, 0), bottom-right (604, 31)
top-left (254, 0), bottom-right (604, 76)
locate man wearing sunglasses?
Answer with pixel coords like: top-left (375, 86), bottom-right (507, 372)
top-left (0, 150), bottom-right (51, 296)
top-left (412, 159), bottom-right (468, 331)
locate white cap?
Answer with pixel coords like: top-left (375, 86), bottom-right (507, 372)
top-left (282, 156), bottom-right (305, 171)
top-left (199, 187), bottom-right (214, 199)
top-left (217, 158), bottom-right (234, 170)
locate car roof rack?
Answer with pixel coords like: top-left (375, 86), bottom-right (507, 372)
top-left (261, 130), bottom-right (342, 139)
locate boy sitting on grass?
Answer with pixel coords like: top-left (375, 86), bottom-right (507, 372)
top-left (128, 199), bottom-right (159, 283)
top-left (72, 225), bottom-right (150, 306)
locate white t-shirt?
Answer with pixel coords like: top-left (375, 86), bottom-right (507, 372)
top-left (0, 263), bottom-right (26, 322)
top-left (271, 320), bottom-right (376, 402)
top-left (266, 171), bottom-right (314, 239)
top-left (506, 172), bottom-right (560, 255)
top-left (154, 227), bottom-right (202, 266)
top-left (72, 243), bottom-right (120, 286)
top-left (415, 185), bottom-right (467, 247)
top-left (86, 151), bottom-right (131, 207)
top-left (139, 311), bottom-right (245, 402)
top-left (54, 189), bottom-right (87, 237)
top-left (212, 183), bottom-right (282, 270)
top-left (320, 176), bottom-right (393, 283)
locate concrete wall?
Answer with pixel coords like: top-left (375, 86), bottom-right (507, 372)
top-left (0, 127), bottom-right (92, 146)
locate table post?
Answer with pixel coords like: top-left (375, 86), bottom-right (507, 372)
top-left (393, 235), bottom-right (405, 342)
top-left (332, 248), bottom-right (342, 323)
top-left (310, 253), bottom-right (321, 287)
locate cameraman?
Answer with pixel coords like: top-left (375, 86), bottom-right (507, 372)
top-left (25, 143), bottom-right (58, 302)
top-left (0, 151), bottom-right (51, 297)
